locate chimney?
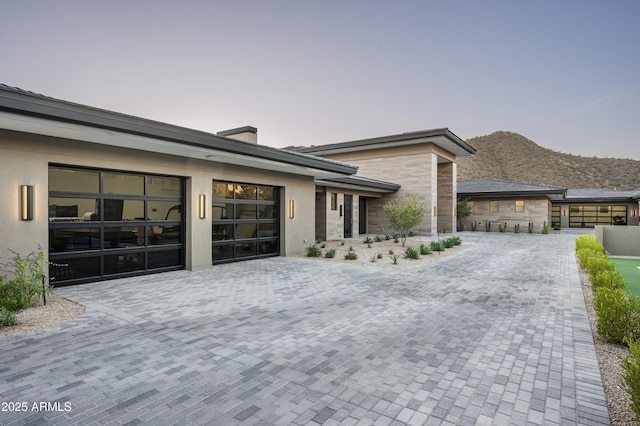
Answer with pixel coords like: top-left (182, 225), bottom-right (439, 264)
top-left (217, 126), bottom-right (258, 144)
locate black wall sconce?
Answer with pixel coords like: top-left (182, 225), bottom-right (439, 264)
top-left (21, 185), bottom-right (34, 221)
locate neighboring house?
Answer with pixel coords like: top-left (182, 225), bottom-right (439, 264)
top-left (0, 85), bottom-right (357, 286)
top-left (458, 180), bottom-right (640, 231)
top-left (296, 129), bottom-right (477, 238)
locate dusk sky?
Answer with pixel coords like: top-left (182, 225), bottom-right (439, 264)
top-left (3, 1), bottom-right (639, 159)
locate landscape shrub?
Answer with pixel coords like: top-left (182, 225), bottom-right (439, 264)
top-left (362, 236), bottom-right (373, 244)
top-left (587, 255), bottom-right (615, 282)
top-left (305, 245), bottom-right (322, 257)
top-left (430, 241), bottom-right (445, 252)
top-left (324, 248), bottom-right (336, 259)
top-left (593, 287), bottom-right (640, 344)
top-left (449, 236), bottom-right (462, 246)
top-left (344, 249), bottom-right (358, 260)
top-left (499, 223), bottom-right (507, 233)
top-left (542, 221), bottom-right (550, 234)
top-left (443, 237), bottom-right (456, 249)
top-left (622, 339), bottom-right (640, 422)
top-left (592, 270), bottom-right (627, 292)
top-left (374, 235), bottom-right (384, 243)
top-left (419, 244), bottom-right (432, 255)
top-left (514, 224), bottom-right (520, 234)
top-left (390, 254), bottom-right (399, 264)
top-left (471, 222), bottom-right (478, 232)
top-left (0, 306), bottom-right (16, 327)
top-left (404, 247), bottom-right (420, 260)
top-left (528, 223), bottom-right (534, 234)
top-left (485, 222), bottom-right (491, 232)
top-left (0, 248), bottom-right (51, 314)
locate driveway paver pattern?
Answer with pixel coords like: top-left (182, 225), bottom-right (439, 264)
top-left (0, 232), bottom-right (609, 425)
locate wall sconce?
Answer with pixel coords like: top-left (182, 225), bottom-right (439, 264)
top-left (289, 200), bottom-right (295, 219)
top-left (20, 185), bottom-right (34, 221)
top-left (563, 209), bottom-right (567, 217)
top-left (632, 209), bottom-right (638, 217)
top-left (198, 194), bottom-right (206, 219)
top-left (433, 206), bottom-right (437, 217)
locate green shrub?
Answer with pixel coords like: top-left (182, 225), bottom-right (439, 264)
top-left (0, 248), bottom-right (51, 313)
top-left (593, 270), bottom-right (627, 292)
top-left (344, 250), bottom-right (358, 260)
top-left (485, 222), bottom-right (491, 232)
top-left (542, 221), bottom-right (550, 235)
top-left (377, 252), bottom-right (383, 259)
top-left (449, 236), bottom-right (462, 246)
top-left (471, 221), bottom-right (478, 232)
top-left (404, 247), bottom-right (420, 260)
top-left (362, 236), bottom-right (373, 244)
top-left (388, 249), bottom-right (394, 255)
top-left (324, 248), bottom-right (336, 258)
top-left (514, 224), bottom-right (520, 234)
top-left (576, 235), bottom-right (605, 269)
top-left (430, 241), bottom-right (445, 252)
top-left (0, 306), bottom-right (16, 327)
top-left (443, 238), bottom-right (456, 249)
top-left (622, 339), bottom-right (640, 422)
top-left (419, 244), bottom-right (432, 255)
top-left (390, 254), bottom-right (399, 264)
top-left (528, 222), bottom-right (534, 234)
top-left (587, 255), bottom-right (615, 282)
top-left (305, 245), bottom-right (322, 257)
top-left (594, 287), bottom-right (640, 344)
top-left (374, 235), bottom-right (384, 243)
top-left (498, 223), bottom-right (507, 233)
top-left (320, 242), bottom-right (327, 249)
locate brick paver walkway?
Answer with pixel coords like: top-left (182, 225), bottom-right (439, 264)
top-left (0, 232), bottom-right (609, 425)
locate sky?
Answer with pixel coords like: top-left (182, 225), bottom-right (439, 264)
top-left (2, 1), bottom-right (640, 159)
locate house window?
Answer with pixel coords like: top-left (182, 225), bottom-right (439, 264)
top-left (331, 193), bottom-right (338, 211)
top-left (490, 201), bottom-right (498, 213)
top-left (515, 200), bottom-right (525, 213)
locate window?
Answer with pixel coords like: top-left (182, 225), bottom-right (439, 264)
top-left (515, 200), bottom-right (525, 213)
top-left (490, 201), bottom-right (498, 213)
top-left (331, 193), bottom-right (338, 210)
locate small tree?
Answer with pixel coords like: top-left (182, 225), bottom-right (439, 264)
top-left (383, 194), bottom-right (426, 247)
top-left (456, 197), bottom-right (472, 231)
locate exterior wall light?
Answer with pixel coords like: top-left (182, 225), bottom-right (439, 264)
top-left (198, 194), bottom-right (206, 219)
top-left (563, 209), bottom-right (567, 217)
top-left (289, 200), bottom-right (295, 219)
top-left (433, 206), bottom-right (437, 217)
top-left (20, 185), bottom-right (34, 221)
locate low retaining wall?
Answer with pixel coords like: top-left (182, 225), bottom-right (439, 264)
top-left (595, 225), bottom-right (640, 256)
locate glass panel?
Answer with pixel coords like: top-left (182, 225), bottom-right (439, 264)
top-left (212, 244), bottom-right (234, 261)
top-left (258, 204), bottom-right (278, 219)
top-left (104, 227), bottom-right (143, 248)
top-left (147, 176), bottom-right (181, 197)
top-left (258, 187), bottom-right (276, 201)
top-left (599, 206), bottom-right (610, 214)
top-left (148, 201), bottom-right (182, 221)
top-left (212, 202), bottom-right (233, 220)
top-left (236, 185), bottom-right (257, 200)
top-left (149, 225), bottom-right (181, 245)
top-left (49, 256), bottom-right (101, 281)
top-left (259, 240), bottom-right (278, 255)
top-left (235, 242), bottom-right (257, 258)
top-left (236, 204), bottom-right (257, 219)
top-left (104, 173), bottom-right (144, 195)
top-left (235, 223), bottom-right (257, 239)
top-left (102, 199), bottom-right (144, 221)
top-left (258, 223), bottom-right (278, 237)
top-left (148, 249), bottom-right (182, 268)
top-left (49, 198), bottom-right (98, 221)
top-left (213, 224), bottom-right (233, 241)
top-left (104, 253), bottom-right (145, 274)
top-left (212, 183), bottom-right (234, 199)
top-left (49, 228), bottom-right (101, 252)
top-left (49, 168), bottom-right (99, 193)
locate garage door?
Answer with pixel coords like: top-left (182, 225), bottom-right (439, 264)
top-left (48, 166), bottom-right (185, 285)
top-left (211, 182), bottom-right (279, 263)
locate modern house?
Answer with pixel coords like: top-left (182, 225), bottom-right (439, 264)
top-left (458, 180), bottom-right (640, 231)
top-left (0, 84), bottom-right (474, 286)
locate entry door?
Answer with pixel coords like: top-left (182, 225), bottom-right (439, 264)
top-left (344, 194), bottom-right (353, 238)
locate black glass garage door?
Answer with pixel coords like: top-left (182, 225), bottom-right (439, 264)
top-left (48, 166), bottom-right (184, 285)
top-left (211, 182), bottom-right (279, 263)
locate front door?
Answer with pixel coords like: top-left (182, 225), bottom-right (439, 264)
top-left (344, 194), bottom-right (353, 238)
top-left (359, 197), bottom-right (367, 235)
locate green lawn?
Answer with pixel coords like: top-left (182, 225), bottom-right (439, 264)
top-left (610, 257), bottom-right (640, 297)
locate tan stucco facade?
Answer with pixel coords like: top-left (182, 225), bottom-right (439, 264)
top-left (0, 129), bottom-right (316, 274)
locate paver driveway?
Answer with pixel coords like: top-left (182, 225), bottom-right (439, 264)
top-left (0, 232), bottom-right (609, 425)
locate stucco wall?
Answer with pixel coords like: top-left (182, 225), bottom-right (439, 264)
top-left (461, 197), bottom-right (551, 233)
top-left (0, 129), bottom-right (316, 274)
top-left (596, 225), bottom-right (640, 256)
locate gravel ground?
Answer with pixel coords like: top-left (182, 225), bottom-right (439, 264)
top-left (0, 241), bottom-right (636, 424)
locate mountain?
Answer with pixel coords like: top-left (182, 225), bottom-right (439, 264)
top-left (457, 131), bottom-right (640, 190)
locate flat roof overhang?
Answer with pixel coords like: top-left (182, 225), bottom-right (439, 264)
top-left (315, 176), bottom-right (400, 195)
top-left (0, 87), bottom-right (357, 180)
top-left (297, 128), bottom-right (476, 158)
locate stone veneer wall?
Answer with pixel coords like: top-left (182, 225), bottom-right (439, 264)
top-left (462, 197), bottom-right (551, 233)
top-left (437, 162), bottom-right (455, 233)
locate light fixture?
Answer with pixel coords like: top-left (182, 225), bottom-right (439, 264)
top-left (198, 194), bottom-right (206, 219)
top-left (20, 185), bottom-right (34, 221)
top-left (289, 199), bottom-right (295, 219)
top-left (433, 206), bottom-right (437, 217)
top-left (563, 209), bottom-right (567, 217)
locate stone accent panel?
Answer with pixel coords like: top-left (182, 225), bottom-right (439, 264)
top-left (461, 197), bottom-right (551, 233)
